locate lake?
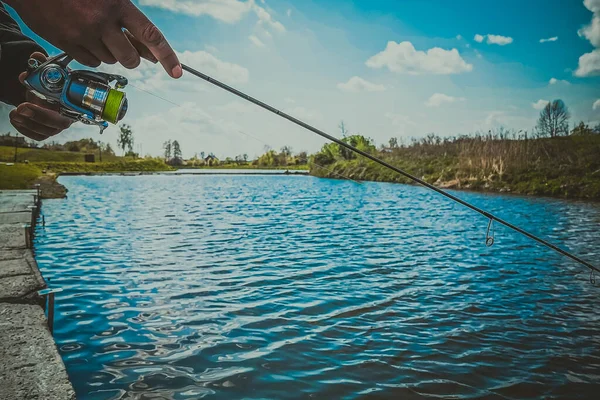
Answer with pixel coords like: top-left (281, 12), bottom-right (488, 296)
top-left (35, 174), bottom-right (600, 399)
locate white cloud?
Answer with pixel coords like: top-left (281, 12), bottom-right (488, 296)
top-left (575, 49), bottom-right (600, 77)
top-left (249, 35), bottom-right (266, 47)
top-left (139, 0), bottom-right (285, 33)
top-left (549, 77), bottom-right (570, 84)
top-left (366, 41), bottom-right (473, 75)
top-left (99, 50), bottom-right (249, 92)
top-left (287, 9), bottom-right (292, 17)
top-left (425, 93), bottom-right (465, 107)
top-left (474, 34), bottom-right (513, 45)
top-left (540, 36), bottom-right (558, 43)
top-left (593, 99), bottom-right (600, 110)
top-left (456, 34), bottom-right (463, 40)
top-left (576, 0), bottom-right (600, 76)
top-left (385, 113), bottom-right (416, 127)
top-left (532, 99), bottom-right (550, 110)
top-left (337, 76), bottom-right (386, 92)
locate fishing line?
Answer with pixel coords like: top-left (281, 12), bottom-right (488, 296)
top-left (180, 63), bottom-right (599, 278)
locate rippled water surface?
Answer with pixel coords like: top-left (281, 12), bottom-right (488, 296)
top-left (35, 175), bottom-right (600, 399)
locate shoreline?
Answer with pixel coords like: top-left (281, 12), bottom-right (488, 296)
top-left (0, 189), bottom-right (75, 399)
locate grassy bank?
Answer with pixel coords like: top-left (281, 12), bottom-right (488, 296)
top-left (0, 164), bottom-right (43, 190)
top-left (179, 164), bottom-right (309, 170)
top-left (33, 159), bottom-right (174, 174)
top-left (310, 135), bottom-right (600, 200)
top-left (0, 145), bottom-right (121, 163)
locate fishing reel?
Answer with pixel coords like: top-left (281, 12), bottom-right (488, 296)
top-left (24, 53), bottom-right (128, 134)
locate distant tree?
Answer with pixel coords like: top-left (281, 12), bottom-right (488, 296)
top-left (163, 140), bottom-right (172, 160)
top-left (339, 121), bottom-right (349, 138)
top-left (536, 100), bottom-right (570, 137)
top-left (280, 146), bottom-right (293, 157)
top-left (200, 151), bottom-right (205, 160)
top-left (117, 124), bottom-right (134, 155)
top-left (243, 153), bottom-right (248, 162)
top-left (571, 121), bottom-right (595, 136)
top-left (172, 140), bottom-right (182, 160)
top-left (389, 137), bottom-right (399, 148)
top-left (296, 151), bottom-right (308, 165)
top-left (593, 123), bottom-right (600, 134)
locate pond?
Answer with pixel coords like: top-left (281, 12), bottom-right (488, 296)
top-left (35, 174), bottom-right (600, 399)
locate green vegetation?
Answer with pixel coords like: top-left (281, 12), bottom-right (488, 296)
top-left (310, 130), bottom-right (600, 199)
top-left (0, 164), bottom-right (43, 190)
top-left (32, 159), bottom-right (173, 174)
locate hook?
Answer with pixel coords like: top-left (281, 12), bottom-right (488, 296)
top-left (486, 218), bottom-right (495, 247)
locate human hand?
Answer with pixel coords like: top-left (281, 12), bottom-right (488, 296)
top-left (9, 53), bottom-right (73, 141)
top-left (6, 0), bottom-right (182, 78)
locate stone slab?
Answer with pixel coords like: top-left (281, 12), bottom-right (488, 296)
top-left (0, 225), bottom-right (28, 249)
top-left (0, 211), bottom-right (32, 225)
top-left (0, 303), bottom-right (75, 400)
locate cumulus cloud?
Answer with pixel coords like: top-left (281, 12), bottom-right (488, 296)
top-left (575, 0), bottom-right (600, 76)
top-left (366, 41), bottom-right (473, 75)
top-left (139, 0), bottom-right (285, 33)
top-left (540, 36), bottom-right (558, 43)
top-left (532, 99), bottom-right (550, 110)
top-left (337, 76), bottom-right (386, 92)
top-left (594, 99), bottom-right (600, 110)
top-left (549, 77), bottom-right (570, 84)
top-left (249, 35), bottom-right (266, 47)
top-left (425, 93), bottom-right (465, 107)
top-left (99, 50), bottom-right (249, 92)
top-left (474, 34), bottom-right (513, 45)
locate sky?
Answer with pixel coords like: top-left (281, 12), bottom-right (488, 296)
top-left (3, 0), bottom-right (600, 159)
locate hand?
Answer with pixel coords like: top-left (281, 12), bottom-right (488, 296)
top-left (9, 53), bottom-right (73, 141)
top-left (6, 0), bottom-right (182, 78)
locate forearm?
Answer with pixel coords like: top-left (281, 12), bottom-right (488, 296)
top-left (0, 2), bottom-right (46, 106)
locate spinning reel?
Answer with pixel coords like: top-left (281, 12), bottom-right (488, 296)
top-left (24, 53), bottom-right (129, 134)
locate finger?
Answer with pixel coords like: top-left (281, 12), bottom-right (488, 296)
top-left (124, 29), bottom-right (157, 63)
top-left (9, 112), bottom-right (51, 141)
top-left (102, 28), bottom-right (140, 69)
top-left (10, 110), bottom-right (63, 138)
top-left (10, 122), bottom-right (48, 141)
top-left (121, 4), bottom-right (181, 78)
top-left (17, 103), bottom-right (72, 130)
top-left (71, 46), bottom-right (101, 68)
top-left (87, 41), bottom-right (117, 65)
top-left (19, 52), bottom-right (48, 84)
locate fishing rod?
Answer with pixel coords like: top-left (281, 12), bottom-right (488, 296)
top-left (180, 63), bottom-right (599, 280)
top-left (26, 52), bottom-right (597, 279)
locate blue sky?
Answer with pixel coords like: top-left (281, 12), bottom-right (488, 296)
top-left (4, 0), bottom-right (600, 158)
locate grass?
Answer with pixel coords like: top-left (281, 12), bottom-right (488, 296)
top-left (0, 164), bottom-right (43, 190)
top-left (32, 159), bottom-right (174, 174)
top-left (0, 145), bottom-right (123, 163)
top-left (181, 164), bottom-right (310, 170)
top-left (311, 134), bottom-right (600, 200)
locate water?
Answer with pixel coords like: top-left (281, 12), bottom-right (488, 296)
top-left (35, 175), bottom-right (600, 399)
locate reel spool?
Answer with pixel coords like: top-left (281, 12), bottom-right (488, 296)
top-left (24, 53), bottom-right (128, 134)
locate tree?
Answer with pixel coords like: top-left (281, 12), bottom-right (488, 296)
top-left (339, 121), bottom-right (349, 137)
top-left (163, 140), bottom-right (172, 160)
top-left (200, 151), bottom-right (205, 160)
top-left (172, 140), bottom-right (182, 160)
top-left (571, 121), bottom-right (595, 136)
top-left (117, 124), bottom-right (134, 155)
top-left (389, 137), bottom-right (399, 148)
top-left (536, 100), bottom-right (570, 137)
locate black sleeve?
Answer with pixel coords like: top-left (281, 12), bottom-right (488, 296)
top-left (0, 3), bottom-right (47, 107)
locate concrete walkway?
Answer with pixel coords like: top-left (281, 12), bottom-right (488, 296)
top-left (0, 190), bottom-right (75, 399)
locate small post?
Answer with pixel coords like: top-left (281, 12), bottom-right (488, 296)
top-left (28, 205), bottom-right (37, 229)
top-left (37, 288), bottom-right (63, 336)
top-left (34, 183), bottom-right (41, 205)
top-left (23, 224), bottom-right (31, 248)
